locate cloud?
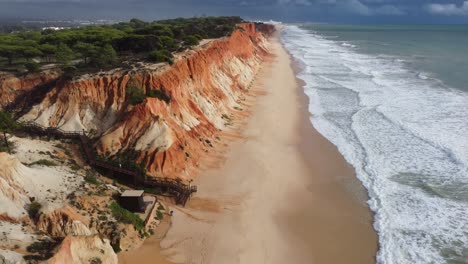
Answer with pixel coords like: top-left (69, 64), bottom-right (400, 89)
top-left (361, 0), bottom-right (388, 3)
top-left (374, 4), bottom-right (405, 15)
top-left (239, 1), bottom-right (254, 5)
top-left (295, 0), bottom-right (312, 5)
top-left (1, 0), bottom-right (465, 23)
top-left (333, 0), bottom-right (405, 16)
top-left (282, 0), bottom-right (404, 16)
top-left (426, 1), bottom-right (468, 15)
top-left (338, 0), bottom-right (372, 15)
top-left (277, 0), bottom-right (311, 5)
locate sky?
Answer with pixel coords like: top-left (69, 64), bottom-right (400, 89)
top-left (0, 0), bottom-right (468, 24)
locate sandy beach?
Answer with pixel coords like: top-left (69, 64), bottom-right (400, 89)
top-left (119, 32), bottom-right (378, 264)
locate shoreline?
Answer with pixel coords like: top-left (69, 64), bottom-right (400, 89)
top-left (119, 32), bottom-right (378, 264)
top-left (285, 34), bottom-right (379, 263)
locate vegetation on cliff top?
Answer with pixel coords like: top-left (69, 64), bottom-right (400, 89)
top-left (0, 16), bottom-right (242, 74)
top-left (110, 202), bottom-right (145, 231)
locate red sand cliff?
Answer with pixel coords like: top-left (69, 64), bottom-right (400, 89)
top-left (0, 70), bottom-right (60, 109)
top-left (0, 23), bottom-right (274, 180)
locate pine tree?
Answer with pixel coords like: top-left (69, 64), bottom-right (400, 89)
top-left (0, 111), bottom-right (19, 154)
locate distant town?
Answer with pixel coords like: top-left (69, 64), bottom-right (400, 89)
top-left (0, 19), bottom-right (119, 33)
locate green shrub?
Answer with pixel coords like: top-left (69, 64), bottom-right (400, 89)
top-left (28, 201), bottom-right (42, 219)
top-left (148, 50), bottom-right (173, 64)
top-left (84, 171), bottom-right (99, 185)
top-left (183, 35), bottom-right (200, 46)
top-left (0, 110), bottom-right (19, 154)
top-left (110, 202), bottom-right (145, 231)
top-left (30, 159), bottom-right (57, 167)
top-left (125, 85), bottom-right (146, 105)
top-left (70, 164), bottom-right (81, 171)
top-left (24, 62), bottom-right (40, 73)
top-left (111, 242), bottom-right (122, 253)
top-left (0, 137), bottom-right (15, 153)
top-left (61, 65), bottom-right (77, 80)
top-left (156, 210), bottom-right (163, 220)
top-left (147, 89), bottom-right (171, 104)
top-left (25, 239), bottom-right (60, 261)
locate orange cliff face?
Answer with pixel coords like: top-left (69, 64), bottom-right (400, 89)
top-left (1, 23), bottom-right (275, 180)
top-left (0, 70), bottom-right (61, 110)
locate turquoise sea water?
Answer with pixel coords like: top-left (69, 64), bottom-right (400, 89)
top-left (281, 24), bottom-right (468, 264)
top-left (303, 24), bottom-right (468, 91)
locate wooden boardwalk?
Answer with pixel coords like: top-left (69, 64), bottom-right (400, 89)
top-left (20, 122), bottom-right (196, 206)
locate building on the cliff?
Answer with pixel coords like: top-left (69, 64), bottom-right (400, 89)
top-left (119, 190), bottom-right (146, 212)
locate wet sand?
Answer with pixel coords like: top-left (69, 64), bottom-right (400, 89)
top-left (120, 32), bottom-right (378, 264)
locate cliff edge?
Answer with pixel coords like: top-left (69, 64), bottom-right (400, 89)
top-left (1, 23), bottom-right (274, 180)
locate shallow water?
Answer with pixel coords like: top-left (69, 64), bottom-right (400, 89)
top-left (281, 24), bottom-right (468, 264)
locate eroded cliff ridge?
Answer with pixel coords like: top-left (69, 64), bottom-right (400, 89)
top-left (1, 23), bottom-right (273, 180)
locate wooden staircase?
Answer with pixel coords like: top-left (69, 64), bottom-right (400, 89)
top-left (19, 121), bottom-right (197, 206)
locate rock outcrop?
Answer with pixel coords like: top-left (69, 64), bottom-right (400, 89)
top-left (46, 235), bottom-right (118, 264)
top-left (0, 153), bottom-right (31, 219)
top-left (0, 150), bottom-right (81, 219)
top-left (37, 206), bottom-right (92, 238)
top-left (2, 23), bottom-right (273, 180)
top-left (0, 249), bottom-right (25, 264)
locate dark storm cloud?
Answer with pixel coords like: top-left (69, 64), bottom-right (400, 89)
top-left (0, 0), bottom-right (467, 23)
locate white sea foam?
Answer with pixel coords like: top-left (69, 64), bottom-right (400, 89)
top-left (341, 42), bottom-right (356, 48)
top-left (281, 25), bottom-right (468, 264)
top-left (417, 72), bottom-right (429, 80)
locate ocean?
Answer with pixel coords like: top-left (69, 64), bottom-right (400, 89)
top-left (281, 24), bottom-right (468, 264)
